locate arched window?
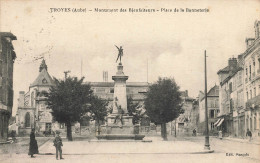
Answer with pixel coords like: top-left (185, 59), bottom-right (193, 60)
top-left (31, 92), bottom-right (34, 107)
top-left (25, 112), bottom-right (30, 128)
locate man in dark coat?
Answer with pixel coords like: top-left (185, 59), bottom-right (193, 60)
top-left (53, 131), bottom-right (64, 160)
top-left (246, 129), bottom-right (252, 141)
top-left (28, 128), bottom-right (39, 158)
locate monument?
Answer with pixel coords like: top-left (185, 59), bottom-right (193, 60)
top-left (96, 46), bottom-right (145, 140)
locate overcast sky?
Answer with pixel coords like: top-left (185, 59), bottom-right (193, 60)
top-left (0, 0), bottom-right (259, 116)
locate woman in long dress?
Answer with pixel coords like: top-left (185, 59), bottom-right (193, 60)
top-left (28, 128), bottom-right (39, 158)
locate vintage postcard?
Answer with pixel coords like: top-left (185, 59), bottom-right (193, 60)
top-left (0, 0), bottom-right (259, 162)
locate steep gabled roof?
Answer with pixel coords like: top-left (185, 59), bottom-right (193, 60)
top-left (207, 85), bottom-right (219, 97)
top-left (200, 85), bottom-right (219, 101)
top-left (30, 60), bottom-right (54, 88)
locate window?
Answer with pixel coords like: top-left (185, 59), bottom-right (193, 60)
top-left (210, 122), bottom-right (215, 130)
top-left (250, 90), bottom-right (252, 99)
top-left (210, 110), bottom-right (215, 118)
top-left (215, 99), bottom-right (219, 107)
top-left (254, 88), bottom-right (256, 97)
top-left (229, 83), bottom-right (232, 93)
top-left (25, 112), bottom-right (30, 128)
top-left (178, 123), bottom-right (184, 128)
top-left (249, 65), bottom-right (252, 79)
top-left (110, 88), bottom-right (114, 93)
top-left (31, 92), bottom-right (34, 107)
top-left (247, 92), bottom-right (248, 100)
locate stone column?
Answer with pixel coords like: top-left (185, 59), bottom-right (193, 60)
top-left (112, 63), bottom-right (128, 114)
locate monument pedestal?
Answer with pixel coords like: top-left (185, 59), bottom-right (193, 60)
top-left (96, 62), bottom-right (145, 140)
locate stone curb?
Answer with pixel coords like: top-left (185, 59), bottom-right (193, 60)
top-left (38, 150), bottom-right (214, 155)
top-left (88, 140), bottom-right (152, 142)
top-left (221, 138), bottom-right (260, 145)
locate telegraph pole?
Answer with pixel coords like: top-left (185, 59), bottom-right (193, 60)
top-left (204, 50), bottom-right (210, 150)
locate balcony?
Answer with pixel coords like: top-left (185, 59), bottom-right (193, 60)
top-left (246, 95), bottom-right (260, 109)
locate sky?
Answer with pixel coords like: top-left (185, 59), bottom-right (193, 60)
top-left (0, 0), bottom-right (259, 116)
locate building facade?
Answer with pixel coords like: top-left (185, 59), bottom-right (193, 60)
top-left (174, 90), bottom-right (199, 136)
top-left (216, 20), bottom-right (260, 138)
top-left (0, 32), bottom-right (16, 142)
top-left (217, 57), bottom-right (244, 137)
top-left (87, 81), bottom-right (149, 106)
top-left (198, 85), bottom-right (219, 135)
top-left (243, 20), bottom-right (260, 137)
top-left (16, 60), bottom-right (65, 136)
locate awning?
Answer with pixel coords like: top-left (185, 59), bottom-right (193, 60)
top-left (214, 119), bottom-right (221, 126)
top-left (217, 118), bottom-right (224, 127)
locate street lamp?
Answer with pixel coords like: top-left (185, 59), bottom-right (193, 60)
top-left (204, 50), bottom-right (210, 150)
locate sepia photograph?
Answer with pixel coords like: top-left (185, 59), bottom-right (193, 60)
top-left (0, 0), bottom-right (259, 162)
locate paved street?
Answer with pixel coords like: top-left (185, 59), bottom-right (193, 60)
top-left (0, 136), bottom-right (259, 163)
top-left (181, 136), bottom-right (260, 161)
top-left (0, 137), bottom-right (50, 155)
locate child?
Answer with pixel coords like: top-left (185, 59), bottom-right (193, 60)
top-left (53, 131), bottom-right (64, 160)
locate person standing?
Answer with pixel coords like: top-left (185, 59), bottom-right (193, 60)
top-left (192, 128), bottom-right (197, 136)
top-left (246, 129), bottom-right (252, 141)
top-left (218, 130), bottom-right (223, 140)
top-left (53, 131), bottom-right (64, 160)
top-left (28, 128), bottom-right (39, 158)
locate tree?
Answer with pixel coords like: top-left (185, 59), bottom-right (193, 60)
top-left (127, 96), bottom-right (143, 125)
top-left (144, 77), bottom-right (183, 140)
top-left (88, 96), bottom-right (109, 135)
top-left (47, 76), bottom-right (93, 141)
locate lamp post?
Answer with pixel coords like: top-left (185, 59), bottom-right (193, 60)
top-left (204, 50), bottom-right (210, 150)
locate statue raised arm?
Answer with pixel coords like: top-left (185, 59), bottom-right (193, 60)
top-left (115, 45), bottom-right (123, 63)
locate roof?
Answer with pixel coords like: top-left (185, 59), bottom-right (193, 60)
top-left (30, 67), bottom-right (55, 88)
top-left (84, 82), bottom-right (149, 87)
top-left (217, 66), bottom-right (229, 74)
top-left (0, 32), bottom-right (17, 40)
top-left (200, 85), bottom-right (219, 101)
top-left (207, 85), bottom-right (219, 96)
top-left (220, 66), bottom-right (243, 86)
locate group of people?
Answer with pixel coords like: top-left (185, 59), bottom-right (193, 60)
top-left (191, 128), bottom-right (253, 141)
top-left (218, 129), bottom-right (253, 141)
top-left (28, 129), bottom-right (64, 160)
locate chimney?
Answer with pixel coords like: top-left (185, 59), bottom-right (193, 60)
top-left (103, 71), bottom-right (108, 82)
top-left (228, 57), bottom-right (237, 74)
top-left (185, 90), bottom-right (188, 97)
top-left (18, 91), bottom-right (25, 107)
top-left (255, 20), bottom-right (260, 39)
top-left (245, 38), bottom-right (255, 49)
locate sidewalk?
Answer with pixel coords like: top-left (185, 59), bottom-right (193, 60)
top-left (38, 136), bottom-right (214, 155)
top-left (221, 136), bottom-right (260, 145)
